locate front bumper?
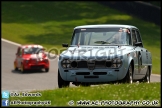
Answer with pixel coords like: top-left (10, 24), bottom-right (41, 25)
top-left (24, 61), bottom-right (49, 70)
top-left (58, 65), bottom-right (128, 83)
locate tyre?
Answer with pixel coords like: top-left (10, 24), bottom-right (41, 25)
top-left (123, 64), bottom-right (133, 84)
top-left (58, 70), bottom-right (70, 88)
top-left (45, 68), bottom-right (49, 72)
top-left (143, 67), bottom-right (150, 83)
top-left (14, 62), bottom-right (18, 71)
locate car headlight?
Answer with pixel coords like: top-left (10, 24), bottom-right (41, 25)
top-left (25, 59), bottom-right (29, 64)
top-left (112, 64), bottom-right (117, 68)
top-left (112, 59), bottom-right (117, 64)
top-left (44, 59), bottom-right (49, 63)
top-left (116, 59), bottom-right (122, 64)
top-left (112, 58), bottom-right (122, 68)
top-left (61, 59), bottom-right (71, 68)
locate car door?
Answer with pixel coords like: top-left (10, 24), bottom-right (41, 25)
top-left (135, 29), bottom-right (147, 75)
top-left (131, 29), bottom-right (143, 78)
top-left (15, 47), bottom-right (19, 67)
top-left (132, 29), bottom-right (139, 75)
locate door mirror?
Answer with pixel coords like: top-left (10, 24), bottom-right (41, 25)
top-left (16, 53), bottom-right (20, 56)
top-left (62, 43), bottom-right (68, 47)
top-left (135, 42), bottom-right (142, 46)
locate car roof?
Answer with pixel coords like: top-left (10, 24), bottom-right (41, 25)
top-left (19, 44), bottom-right (43, 49)
top-left (74, 24), bottom-right (137, 29)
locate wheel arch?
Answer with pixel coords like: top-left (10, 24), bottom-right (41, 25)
top-left (122, 57), bottom-right (134, 80)
top-left (127, 55), bottom-right (134, 74)
top-left (130, 59), bottom-right (134, 74)
top-left (58, 69), bottom-right (67, 81)
top-left (121, 58), bottom-right (134, 83)
top-left (128, 59), bottom-right (134, 76)
top-left (138, 52), bottom-right (142, 65)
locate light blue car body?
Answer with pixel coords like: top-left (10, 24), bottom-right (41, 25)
top-left (58, 24), bottom-right (152, 85)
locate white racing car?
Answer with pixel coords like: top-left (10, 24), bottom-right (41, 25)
top-left (58, 24), bottom-right (152, 88)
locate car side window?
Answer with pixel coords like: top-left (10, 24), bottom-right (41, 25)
top-left (19, 48), bottom-right (22, 56)
top-left (136, 30), bottom-right (143, 47)
top-left (17, 47), bottom-right (20, 56)
top-left (132, 30), bottom-right (137, 46)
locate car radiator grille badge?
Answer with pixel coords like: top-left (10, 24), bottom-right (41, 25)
top-left (87, 60), bottom-right (95, 70)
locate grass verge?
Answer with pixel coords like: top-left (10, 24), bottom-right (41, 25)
top-left (8, 82), bottom-right (160, 106)
top-left (2, 1), bottom-right (160, 74)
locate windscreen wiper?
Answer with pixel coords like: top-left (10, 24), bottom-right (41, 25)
top-left (94, 41), bottom-right (111, 44)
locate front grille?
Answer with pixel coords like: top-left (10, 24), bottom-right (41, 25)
top-left (77, 61), bottom-right (88, 68)
top-left (30, 65), bottom-right (44, 69)
top-left (105, 61), bottom-right (112, 67)
top-left (76, 72), bottom-right (90, 75)
top-left (30, 59), bottom-right (37, 64)
top-left (93, 72), bottom-right (107, 75)
top-left (95, 61), bottom-right (106, 67)
top-left (77, 60), bottom-right (112, 68)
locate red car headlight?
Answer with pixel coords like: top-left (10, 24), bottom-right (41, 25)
top-left (44, 59), bottom-right (49, 63)
top-left (24, 60), bottom-right (29, 64)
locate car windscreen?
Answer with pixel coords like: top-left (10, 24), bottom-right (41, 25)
top-left (71, 28), bottom-right (131, 46)
top-left (24, 47), bottom-right (44, 54)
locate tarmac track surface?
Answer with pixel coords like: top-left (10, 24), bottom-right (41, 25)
top-left (1, 39), bottom-right (161, 92)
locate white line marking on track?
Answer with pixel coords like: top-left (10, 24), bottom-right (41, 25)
top-left (151, 74), bottom-right (161, 77)
top-left (2, 38), bottom-right (21, 46)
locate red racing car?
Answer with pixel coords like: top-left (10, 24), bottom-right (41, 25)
top-left (14, 44), bottom-right (49, 72)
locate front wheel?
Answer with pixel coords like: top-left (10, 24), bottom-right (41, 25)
top-left (20, 63), bottom-right (26, 73)
top-left (58, 70), bottom-right (70, 88)
top-left (45, 68), bottom-right (49, 72)
top-left (123, 64), bottom-right (133, 84)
